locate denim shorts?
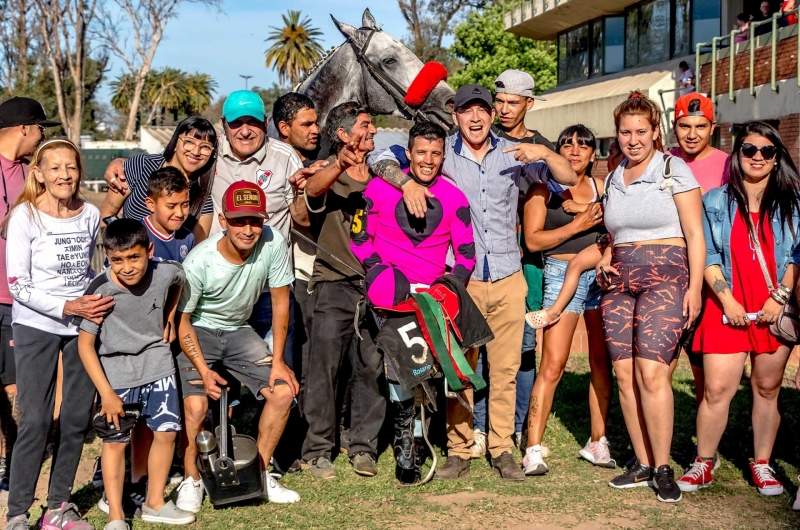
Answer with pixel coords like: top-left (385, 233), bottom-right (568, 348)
top-left (542, 257), bottom-right (601, 315)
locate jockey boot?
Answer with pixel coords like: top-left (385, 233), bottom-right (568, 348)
top-left (392, 398), bottom-right (418, 484)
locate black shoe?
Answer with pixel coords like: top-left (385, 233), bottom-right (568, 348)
top-left (97, 480), bottom-right (145, 518)
top-left (609, 463), bottom-right (654, 489)
top-left (655, 465), bottom-right (682, 503)
top-left (351, 452), bottom-right (378, 477)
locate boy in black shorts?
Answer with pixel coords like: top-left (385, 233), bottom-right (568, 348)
top-left (76, 219), bottom-right (193, 530)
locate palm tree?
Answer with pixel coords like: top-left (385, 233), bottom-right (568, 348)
top-left (265, 10), bottom-right (324, 86)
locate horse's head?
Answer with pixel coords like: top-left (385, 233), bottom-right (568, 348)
top-left (329, 9), bottom-right (454, 129)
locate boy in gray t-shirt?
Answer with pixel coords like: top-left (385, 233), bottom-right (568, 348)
top-left (75, 219), bottom-right (194, 528)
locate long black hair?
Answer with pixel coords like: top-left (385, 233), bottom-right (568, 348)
top-left (556, 124), bottom-right (596, 176)
top-left (728, 121), bottom-right (800, 238)
top-left (163, 116), bottom-right (218, 220)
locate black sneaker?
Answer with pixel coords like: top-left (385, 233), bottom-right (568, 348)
top-left (609, 463), bottom-right (654, 489)
top-left (655, 464), bottom-right (682, 503)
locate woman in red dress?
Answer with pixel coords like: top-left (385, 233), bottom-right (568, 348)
top-left (677, 122), bottom-right (800, 497)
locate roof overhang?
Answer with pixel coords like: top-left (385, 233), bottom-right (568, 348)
top-left (504, 0), bottom-right (639, 41)
top-left (524, 59), bottom-right (687, 140)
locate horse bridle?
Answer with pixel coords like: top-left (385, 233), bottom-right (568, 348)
top-left (347, 27), bottom-right (447, 128)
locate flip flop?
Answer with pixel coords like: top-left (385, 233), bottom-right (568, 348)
top-left (525, 310), bottom-right (561, 330)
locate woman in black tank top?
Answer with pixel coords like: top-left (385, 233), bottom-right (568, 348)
top-left (519, 125), bottom-right (615, 474)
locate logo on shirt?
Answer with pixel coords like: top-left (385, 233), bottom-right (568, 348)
top-left (180, 245), bottom-right (188, 259)
top-left (256, 169), bottom-right (272, 190)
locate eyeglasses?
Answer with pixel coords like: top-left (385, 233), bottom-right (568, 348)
top-left (179, 137), bottom-right (214, 156)
top-left (740, 143), bottom-right (777, 160)
top-left (226, 216), bottom-right (264, 227)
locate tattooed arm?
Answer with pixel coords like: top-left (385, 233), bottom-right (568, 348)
top-left (370, 148), bottom-right (433, 219)
top-left (177, 311), bottom-right (227, 400)
top-left (704, 265), bottom-right (749, 327)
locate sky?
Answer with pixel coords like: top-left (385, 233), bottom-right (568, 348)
top-left (97, 1), bottom-right (414, 105)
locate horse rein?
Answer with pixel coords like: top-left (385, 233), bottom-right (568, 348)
top-left (346, 27), bottom-right (445, 128)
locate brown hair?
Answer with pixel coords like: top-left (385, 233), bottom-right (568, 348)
top-left (613, 90), bottom-right (664, 151)
top-left (0, 139), bottom-right (85, 237)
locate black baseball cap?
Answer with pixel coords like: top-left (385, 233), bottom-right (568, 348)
top-left (0, 97), bottom-right (60, 128)
top-left (453, 84), bottom-right (493, 111)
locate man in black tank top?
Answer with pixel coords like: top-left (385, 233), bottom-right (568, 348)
top-left (470, 70), bottom-right (555, 458)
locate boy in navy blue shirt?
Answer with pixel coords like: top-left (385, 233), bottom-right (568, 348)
top-left (142, 167), bottom-right (195, 263)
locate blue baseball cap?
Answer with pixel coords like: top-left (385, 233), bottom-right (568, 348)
top-left (222, 90), bottom-right (266, 123)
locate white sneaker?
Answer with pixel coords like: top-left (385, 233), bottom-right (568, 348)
top-left (522, 444), bottom-right (549, 476)
top-left (264, 472), bottom-right (300, 503)
top-left (579, 436), bottom-right (616, 468)
top-left (470, 429), bottom-right (486, 459)
top-left (175, 476), bottom-right (204, 513)
top-left (794, 476), bottom-right (800, 511)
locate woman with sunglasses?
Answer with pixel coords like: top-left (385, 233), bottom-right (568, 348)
top-left (100, 116), bottom-right (217, 242)
top-left (677, 121), bottom-right (800, 497)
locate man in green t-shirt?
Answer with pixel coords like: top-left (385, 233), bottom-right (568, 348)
top-left (174, 181), bottom-right (300, 511)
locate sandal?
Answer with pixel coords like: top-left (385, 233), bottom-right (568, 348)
top-left (525, 310), bottom-right (561, 330)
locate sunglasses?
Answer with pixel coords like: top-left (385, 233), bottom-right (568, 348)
top-left (740, 143), bottom-right (777, 160)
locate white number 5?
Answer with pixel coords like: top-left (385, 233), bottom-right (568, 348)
top-left (398, 322), bottom-right (429, 364)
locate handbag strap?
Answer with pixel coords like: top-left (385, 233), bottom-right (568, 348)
top-left (746, 216), bottom-right (776, 293)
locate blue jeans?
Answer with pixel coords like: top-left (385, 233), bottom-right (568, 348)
top-left (473, 321), bottom-right (537, 434)
top-left (247, 289), bottom-right (296, 370)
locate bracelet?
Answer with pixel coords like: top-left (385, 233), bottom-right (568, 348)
top-left (772, 288), bottom-right (790, 301)
top-left (777, 284), bottom-right (792, 297)
top-left (771, 291), bottom-right (789, 305)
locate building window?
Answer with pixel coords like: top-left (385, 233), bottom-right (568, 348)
top-left (605, 16), bottom-right (625, 73)
top-left (625, 9), bottom-right (639, 67)
top-left (673, 0), bottom-right (691, 57)
top-left (558, 24), bottom-right (589, 85)
top-left (693, 0), bottom-right (721, 48)
top-left (591, 19), bottom-right (604, 77)
top-left (637, 0), bottom-right (671, 66)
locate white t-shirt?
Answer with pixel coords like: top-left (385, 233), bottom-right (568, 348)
top-left (6, 202), bottom-right (100, 335)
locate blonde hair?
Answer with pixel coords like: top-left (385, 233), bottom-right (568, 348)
top-left (0, 139), bottom-right (85, 237)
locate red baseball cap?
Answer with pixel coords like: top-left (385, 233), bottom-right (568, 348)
top-left (674, 93), bottom-right (714, 123)
top-left (223, 181), bottom-right (268, 219)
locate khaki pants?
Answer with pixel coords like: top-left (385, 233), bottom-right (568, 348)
top-left (446, 270), bottom-right (527, 459)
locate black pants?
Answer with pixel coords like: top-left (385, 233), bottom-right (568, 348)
top-left (7, 324), bottom-right (96, 518)
top-left (301, 280), bottom-right (385, 460)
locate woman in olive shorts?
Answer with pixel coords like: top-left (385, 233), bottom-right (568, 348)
top-left (597, 92), bottom-right (705, 503)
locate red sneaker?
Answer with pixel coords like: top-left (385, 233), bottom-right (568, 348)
top-left (677, 457), bottom-right (713, 492)
top-left (750, 460), bottom-right (784, 496)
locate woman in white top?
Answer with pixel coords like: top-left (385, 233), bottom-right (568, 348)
top-left (2, 139), bottom-right (113, 530)
top-left (597, 92), bottom-right (705, 503)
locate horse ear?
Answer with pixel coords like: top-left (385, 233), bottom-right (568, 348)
top-left (362, 8), bottom-right (377, 28)
top-left (331, 15), bottom-right (358, 41)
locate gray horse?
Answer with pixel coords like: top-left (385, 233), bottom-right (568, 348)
top-left (295, 9), bottom-right (455, 130)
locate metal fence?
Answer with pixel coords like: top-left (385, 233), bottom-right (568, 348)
top-left (695, 8), bottom-right (799, 102)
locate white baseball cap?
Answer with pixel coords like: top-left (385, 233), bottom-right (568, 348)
top-left (494, 70), bottom-right (546, 101)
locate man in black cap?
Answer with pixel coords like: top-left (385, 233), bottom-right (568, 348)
top-left (0, 97), bottom-right (58, 486)
top-left (370, 84), bottom-right (576, 481)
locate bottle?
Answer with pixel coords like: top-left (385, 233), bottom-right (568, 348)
top-left (196, 430), bottom-right (218, 476)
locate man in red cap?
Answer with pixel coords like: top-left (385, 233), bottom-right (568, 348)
top-left (175, 181), bottom-right (300, 508)
top-left (670, 92), bottom-right (729, 195)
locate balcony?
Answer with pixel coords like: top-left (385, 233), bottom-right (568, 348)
top-left (504, 0), bottom-right (639, 40)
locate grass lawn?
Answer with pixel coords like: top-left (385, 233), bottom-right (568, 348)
top-left (9, 353), bottom-right (800, 529)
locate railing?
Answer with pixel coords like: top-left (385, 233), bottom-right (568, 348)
top-left (656, 86), bottom-right (683, 136)
top-left (695, 8), bottom-right (799, 103)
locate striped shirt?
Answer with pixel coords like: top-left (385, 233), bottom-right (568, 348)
top-left (121, 154), bottom-right (214, 222)
top-left (370, 132), bottom-right (553, 282)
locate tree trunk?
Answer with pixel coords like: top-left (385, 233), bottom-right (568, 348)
top-left (124, 71), bottom-right (149, 141)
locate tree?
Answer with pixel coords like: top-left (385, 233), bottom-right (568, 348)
top-left (448, 2), bottom-right (556, 92)
top-left (264, 10), bottom-right (324, 87)
top-left (97, 0), bottom-right (221, 141)
top-left (398, 0), bottom-right (485, 63)
top-left (0, 0), bottom-right (36, 94)
top-left (110, 68), bottom-right (217, 126)
top-left (34, 0), bottom-right (104, 144)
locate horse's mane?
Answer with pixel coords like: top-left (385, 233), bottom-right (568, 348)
top-left (295, 44), bottom-right (342, 91)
